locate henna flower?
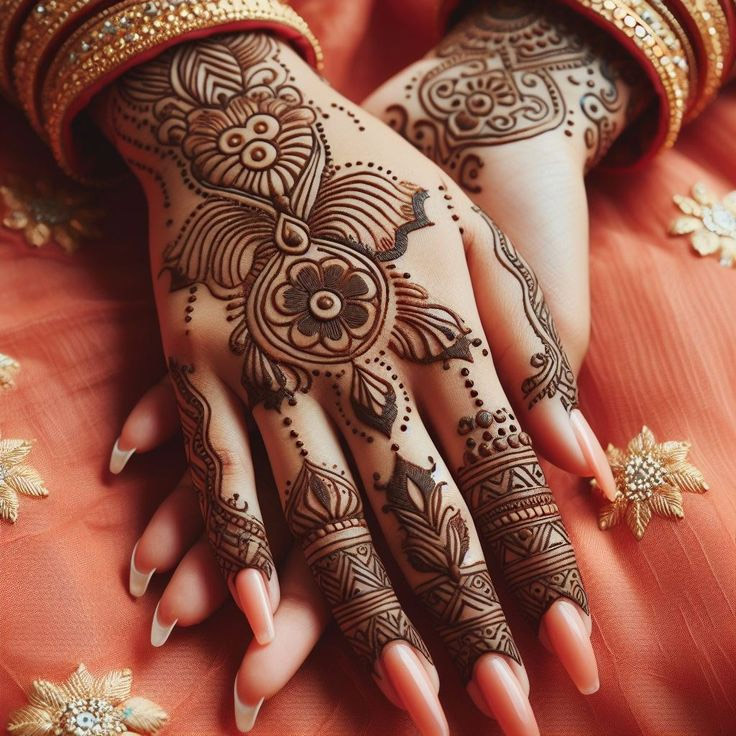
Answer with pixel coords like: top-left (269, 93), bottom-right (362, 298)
top-left (0, 436), bottom-right (47, 523)
top-left (669, 182), bottom-right (736, 267)
top-left (0, 177), bottom-right (102, 253)
top-left (595, 426), bottom-right (709, 540)
top-left (0, 352), bottom-right (20, 391)
top-left (7, 664), bottom-right (168, 736)
top-left (182, 94), bottom-right (316, 198)
top-left (273, 257), bottom-right (379, 355)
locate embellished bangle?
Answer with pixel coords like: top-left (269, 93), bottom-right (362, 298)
top-left (719, 0), bottom-right (736, 73)
top-left (13, 0), bottom-right (115, 136)
top-left (665, 0), bottom-right (730, 117)
top-left (555, 0), bottom-right (692, 160)
top-left (0, 0), bottom-right (36, 100)
top-left (41, 0), bottom-right (323, 179)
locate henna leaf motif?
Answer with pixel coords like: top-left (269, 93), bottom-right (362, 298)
top-left (350, 365), bottom-right (398, 438)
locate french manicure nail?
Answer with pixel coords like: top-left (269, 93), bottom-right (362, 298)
top-left (541, 599), bottom-right (599, 695)
top-left (109, 438), bottom-right (136, 474)
top-left (129, 542), bottom-right (155, 597)
top-left (569, 409), bottom-right (617, 501)
top-left (473, 655), bottom-right (540, 736)
top-left (150, 602), bottom-right (177, 647)
top-left (236, 568), bottom-right (275, 645)
top-left (381, 642), bottom-right (449, 736)
top-left (233, 678), bottom-right (264, 733)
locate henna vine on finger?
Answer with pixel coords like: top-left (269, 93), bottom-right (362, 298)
top-left (457, 407), bottom-right (589, 621)
top-left (169, 358), bottom-right (275, 579)
top-left (375, 456), bottom-right (519, 681)
top-left (112, 34), bottom-right (472, 442)
top-left (386, 0), bottom-right (627, 189)
top-left (284, 459), bottom-right (431, 671)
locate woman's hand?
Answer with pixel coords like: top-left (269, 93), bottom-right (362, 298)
top-left (364, 0), bottom-right (643, 381)
top-left (101, 29), bottom-right (608, 736)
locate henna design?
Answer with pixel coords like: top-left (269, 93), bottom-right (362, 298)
top-left (284, 460), bottom-right (430, 671)
top-left (385, 0), bottom-right (626, 191)
top-left (169, 358), bottom-right (274, 580)
top-left (480, 210), bottom-right (577, 411)
top-left (111, 33), bottom-right (472, 439)
top-left (375, 455), bottom-right (519, 681)
top-left (457, 407), bottom-right (589, 621)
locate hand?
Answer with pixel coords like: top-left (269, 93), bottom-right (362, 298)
top-left (101, 30), bottom-right (604, 736)
top-left (364, 0), bottom-right (645, 405)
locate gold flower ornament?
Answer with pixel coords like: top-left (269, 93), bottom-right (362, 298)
top-left (0, 352), bottom-right (20, 391)
top-left (669, 182), bottom-right (736, 267)
top-left (0, 435), bottom-right (47, 523)
top-left (594, 426), bottom-right (709, 540)
top-left (7, 664), bottom-right (168, 736)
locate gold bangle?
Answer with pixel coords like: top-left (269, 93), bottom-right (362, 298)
top-left (42, 0), bottom-right (323, 178)
top-left (13, 0), bottom-right (113, 135)
top-left (561, 0), bottom-right (691, 150)
top-left (670, 0), bottom-right (729, 118)
top-left (0, 0), bottom-right (35, 100)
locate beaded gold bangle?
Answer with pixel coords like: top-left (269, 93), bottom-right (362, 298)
top-left (13, 0), bottom-right (114, 135)
top-left (666, 0), bottom-right (729, 118)
top-left (41, 0), bottom-right (323, 178)
top-left (557, 0), bottom-right (692, 154)
top-left (0, 0), bottom-right (36, 99)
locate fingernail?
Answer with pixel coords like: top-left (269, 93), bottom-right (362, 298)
top-left (541, 598), bottom-right (599, 695)
top-left (235, 568), bottom-right (275, 645)
top-left (381, 642), bottom-right (449, 736)
top-left (150, 602), bottom-right (177, 647)
top-left (129, 542), bottom-right (155, 597)
top-left (109, 438), bottom-right (136, 474)
top-left (233, 678), bottom-right (264, 733)
top-left (569, 409), bottom-right (617, 501)
top-left (473, 654), bottom-right (540, 736)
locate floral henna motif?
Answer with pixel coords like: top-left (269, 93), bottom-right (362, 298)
top-left (375, 456), bottom-right (519, 681)
top-left (169, 359), bottom-right (275, 580)
top-left (385, 0), bottom-right (625, 190)
top-left (457, 407), bottom-right (589, 621)
top-left (480, 210), bottom-right (577, 411)
top-left (113, 34), bottom-right (471, 437)
top-left (284, 460), bottom-right (431, 671)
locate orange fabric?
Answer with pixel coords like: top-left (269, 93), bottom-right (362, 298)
top-left (1, 6), bottom-right (736, 734)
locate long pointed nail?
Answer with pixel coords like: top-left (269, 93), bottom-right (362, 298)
top-left (150, 602), bottom-right (177, 647)
top-left (569, 409), bottom-right (617, 501)
top-left (234, 678), bottom-right (264, 733)
top-left (541, 599), bottom-right (599, 695)
top-left (473, 654), bottom-right (539, 736)
top-left (381, 642), bottom-right (449, 736)
top-left (109, 438), bottom-right (136, 474)
top-left (129, 542), bottom-right (155, 598)
top-left (235, 569), bottom-right (275, 645)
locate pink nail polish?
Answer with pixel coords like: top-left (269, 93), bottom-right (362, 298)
top-left (541, 599), bottom-right (599, 695)
top-left (569, 409), bottom-right (618, 501)
top-left (235, 569), bottom-right (275, 646)
top-left (473, 655), bottom-right (540, 736)
top-left (381, 642), bottom-right (449, 736)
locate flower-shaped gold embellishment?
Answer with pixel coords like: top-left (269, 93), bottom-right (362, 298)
top-left (0, 436), bottom-right (48, 523)
top-left (669, 182), bottom-right (736, 267)
top-left (0, 353), bottom-right (20, 391)
top-left (594, 426), bottom-right (709, 540)
top-left (0, 176), bottom-right (103, 253)
top-left (7, 664), bottom-right (168, 736)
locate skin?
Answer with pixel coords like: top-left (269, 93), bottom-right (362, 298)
top-left (102, 0), bottom-right (645, 730)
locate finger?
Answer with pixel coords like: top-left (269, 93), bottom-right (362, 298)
top-left (151, 536), bottom-right (228, 646)
top-left (463, 209), bottom-right (616, 500)
top-left (234, 546), bottom-right (329, 731)
top-left (129, 474), bottom-right (203, 596)
top-left (168, 359), bottom-right (279, 644)
top-left (419, 357), bottom-right (599, 696)
top-left (110, 376), bottom-right (179, 473)
top-left (253, 398), bottom-right (448, 736)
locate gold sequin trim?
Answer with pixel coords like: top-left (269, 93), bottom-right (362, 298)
top-left (594, 426), bottom-right (709, 540)
top-left (7, 663), bottom-right (168, 735)
top-left (0, 435), bottom-right (48, 524)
